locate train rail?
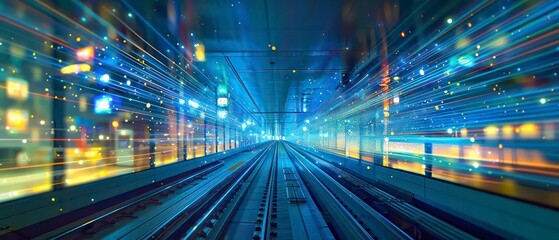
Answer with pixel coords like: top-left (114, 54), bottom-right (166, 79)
top-left (31, 143), bottom-right (271, 239)
top-left (283, 142), bottom-right (412, 240)
top-left (50, 161), bottom-right (224, 239)
top-left (188, 142), bottom-right (334, 240)
top-left (13, 141), bottom-right (479, 240)
top-left (177, 142), bottom-right (276, 239)
top-left (287, 142), bottom-right (478, 240)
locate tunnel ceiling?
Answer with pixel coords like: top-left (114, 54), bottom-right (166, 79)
top-left (187, 0), bottom-right (383, 128)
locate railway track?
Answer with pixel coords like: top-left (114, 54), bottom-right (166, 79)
top-left (286, 142), bottom-right (478, 240)
top-left (283, 142), bottom-right (412, 240)
top-left (20, 141), bottom-right (477, 240)
top-left (35, 143), bottom-right (272, 239)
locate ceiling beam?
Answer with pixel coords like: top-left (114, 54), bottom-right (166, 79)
top-left (251, 112), bottom-right (308, 114)
top-left (224, 56), bottom-right (261, 114)
top-left (236, 68), bottom-right (345, 73)
top-left (206, 50), bottom-right (350, 57)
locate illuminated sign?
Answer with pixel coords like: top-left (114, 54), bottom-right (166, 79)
top-left (94, 95), bottom-right (112, 114)
top-left (194, 43), bottom-right (205, 62)
top-left (6, 109), bottom-right (28, 132)
top-left (188, 100), bottom-right (199, 108)
top-left (61, 64), bottom-right (91, 74)
top-left (6, 78), bottom-right (29, 100)
top-left (217, 84), bottom-right (227, 95)
top-left (217, 97), bottom-right (228, 107)
top-left (76, 46), bottom-right (94, 61)
top-left (217, 109), bottom-right (227, 118)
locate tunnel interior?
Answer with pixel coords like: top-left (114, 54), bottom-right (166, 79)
top-left (0, 0), bottom-right (558, 239)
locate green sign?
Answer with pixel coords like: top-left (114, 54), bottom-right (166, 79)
top-left (217, 84), bottom-right (228, 95)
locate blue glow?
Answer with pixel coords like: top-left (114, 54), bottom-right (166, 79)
top-left (94, 96), bottom-right (112, 114)
top-left (99, 74), bottom-right (110, 83)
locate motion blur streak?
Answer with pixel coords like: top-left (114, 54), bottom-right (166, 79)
top-left (291, 0), bottom-right (559, 208)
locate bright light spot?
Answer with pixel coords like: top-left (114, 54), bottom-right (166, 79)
top-left (484, 126), bottom-right (500, 139)
top-left (146, 103), bottom-right (151, 108)
top-left (100, 74), bottom-right (110, 83)
top-left (447, 18), bottom-right (453, 24)
top-left (99, 135), bottom-right (104, 140)
top-left (242, 123), bottom-right (247, 130)
top-left (40, 120), bottom-right (46, 125)
top-left (217, 97), bottom-right (228, 107)
top-left (218, 110), bottom-right (227, 118)
top-left (393, 95), bottom-right (400, 104)
top-left (76, 46), bottom-right (94, 61)
top-left (447, 128), bottom-right (453, 134)
top-left (460, 128), bottom-right (468, 137)
top-left (179, 99), bottom-right (185, 105)
top-left (540, 98), bottom-right (547, 104)
top-left (60, 64), bottom-right (91, 74)
top-left (188, 100), bottom-right (200, 108)
top-left (128, 13), bottom-right (133, 17)
top-left (22, 139), bottom-right (27, 143)
top-left (126, 80), bottom-right (131, 86)
top-left (94, 96), bottom-right (112, 114)
top-left (302, 127), bottom-right (308, 131)
top-left (79, 160), bottom-right (83, 165)
top-left (458, 55), bottom-right (474, 67)
top-left (473, 162), bottom-right (479, 168)
top-left (476, 45), bottom-right (481, 49)
top-left (112, 120), bottom-right (119, 128)
top-left (194, 43), bottom-right (206, 62)
top-left (305, 119), bottom-right (310, 123)
top-left (419, 69), bottom-right (425, 75)
top-left (470, 137), bottom-right (475, 142)
top-left (69, 125), bottom-right (76, 131)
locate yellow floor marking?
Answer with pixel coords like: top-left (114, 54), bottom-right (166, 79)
top-left (228, 161), bottom-right (245, 171)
